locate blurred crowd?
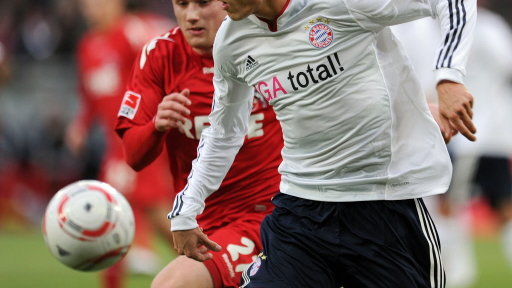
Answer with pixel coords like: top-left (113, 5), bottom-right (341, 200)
top-left (0, 0), bottom-right (175, 229)
top-left (0, 0), bottom-right (171, 59)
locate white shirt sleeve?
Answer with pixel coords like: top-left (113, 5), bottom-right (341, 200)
top-left (168, 58), bottom-right (254, 231)
top-left (431, 0), bottom-right (477, 84)
top-left (344, 0), bottom-right (476, 84)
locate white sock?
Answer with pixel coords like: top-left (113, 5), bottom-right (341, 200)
top-left (436, 215), bottom-right (477, 288)
top-left (125, 246), bottom-right (161, 275)
top-left (502, 221), bottom-right (512, 268)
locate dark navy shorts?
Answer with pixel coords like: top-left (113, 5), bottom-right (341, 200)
top-left (473, 155), bottom-right (512, 209)
top-left (240, 193), bottom-right (445, 288)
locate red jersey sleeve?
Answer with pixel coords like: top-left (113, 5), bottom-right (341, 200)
top-left (115, 32), bottom-right (174, 171)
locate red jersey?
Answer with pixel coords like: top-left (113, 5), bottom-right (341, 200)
top-left (74, 13), bottom-right (173, 203)
top-left (116, 27), bottom-right (283, 230)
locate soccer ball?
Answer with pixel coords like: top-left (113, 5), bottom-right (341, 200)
top-left (42, 180), bottom-right (135, 271)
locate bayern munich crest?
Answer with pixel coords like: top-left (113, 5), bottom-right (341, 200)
top-left (309, 23), bottom-right (333, 48)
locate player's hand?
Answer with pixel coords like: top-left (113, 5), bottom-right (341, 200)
top-left (427, 102), bottom-right (455, 143)
top-left (154, 88), bottom-right (192, 132)
top-left (437, 80), bottom-right (477, 143)
top-left (172, 227), bottom-right (222, 262)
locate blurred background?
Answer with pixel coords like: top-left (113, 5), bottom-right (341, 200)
top-left (0, 0), bottom-right (511, 287)
top-left (0, 0), bottom-right (176, 287)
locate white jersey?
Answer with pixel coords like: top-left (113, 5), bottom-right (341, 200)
top-left (170, 0), bottom-right (476, 230)
top-left (392, 18), bottom-right (441, 102)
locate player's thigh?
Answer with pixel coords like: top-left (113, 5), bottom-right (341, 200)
top-left (241, 206), bottom-right (338, 288)
top-left (339, 199), bottom-right (445, 288)
top-left (151, 255), bottom-right (213, 288)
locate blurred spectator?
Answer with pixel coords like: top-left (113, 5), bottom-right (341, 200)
top-left (448, 1), bottom-right (512, 271)
top-left (20, 6), bottom-right (61, 60)
top-left (66, 0), bottom-right (176, 287)
top-left (393, 1), bottom-right (512, 286)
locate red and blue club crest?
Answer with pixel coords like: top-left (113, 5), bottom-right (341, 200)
top-left (309, 23), bottom-right (333, 48)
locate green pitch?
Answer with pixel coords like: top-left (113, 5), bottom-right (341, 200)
top-left (472, 237), bottom-right (512, 287)
top-left (0, 228), bottom-right (510, 287)
top-left (0, 228), bottom-right (175, 288)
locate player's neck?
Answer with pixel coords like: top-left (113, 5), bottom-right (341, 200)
top-left (192, 47), bottom-right (213, 57)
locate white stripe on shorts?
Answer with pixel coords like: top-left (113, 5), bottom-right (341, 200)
top-left (240, 266), bottom-right (250, 288)
top-left (414, 199), bottom-right (445, 288)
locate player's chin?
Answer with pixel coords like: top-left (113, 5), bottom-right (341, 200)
top-left (226, 8), bottom-right (252, 21)
top-left (188, 41), bottom-right (214, 54)
top-left (227, 13), bottom-right (248, 21)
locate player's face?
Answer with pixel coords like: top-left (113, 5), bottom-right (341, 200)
top-left (217, 0), bottom-right (258, 21)
top-left (218, 0), bottom-right (281, 21)
top-left (172, 0), bottom-right (227, 56)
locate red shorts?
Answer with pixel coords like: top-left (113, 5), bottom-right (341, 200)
top-left (202, 212), bottom-right (267, 288)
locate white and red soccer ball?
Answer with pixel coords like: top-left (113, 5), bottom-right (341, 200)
top-left (42, 180), bottom-right (135, 271)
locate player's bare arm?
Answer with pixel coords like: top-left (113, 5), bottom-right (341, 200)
top-left (437, 80), bottom-right (477, 143)
top-left (154, 88), bottom-right (192, 132)
top-left (172, 228), bottom-right (221, 262)
top-left (65, 122), bottom-right (88, 156)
